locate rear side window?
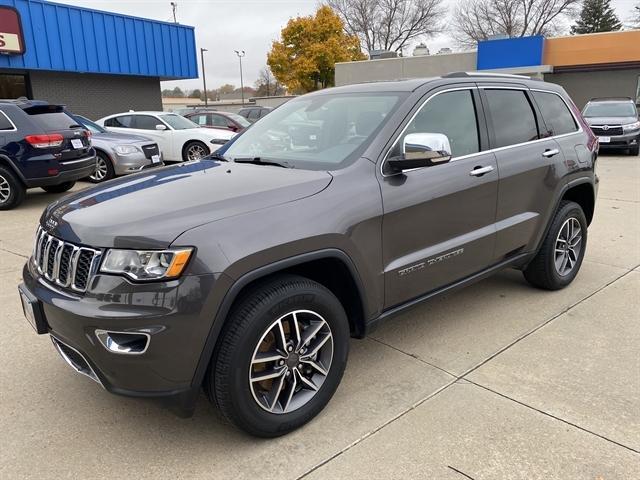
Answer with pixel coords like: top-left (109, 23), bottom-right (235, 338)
top-left (401, 89), bottom-right (480, 158)
top-left (533, 91), bottom-right (578, 136)
top-left (485, 89), bottom-right (539, 148)
top-left (105, 115), bottom-right (133, 128)
top-left (28, 111), bottom-right (78, 132)
top-left (0, 111), bottom-right (15, 130)
top-left (190, 114), bottom-right (208, 126)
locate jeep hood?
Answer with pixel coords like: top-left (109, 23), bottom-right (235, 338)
top-left (43, 160), bottom-right (332, 248)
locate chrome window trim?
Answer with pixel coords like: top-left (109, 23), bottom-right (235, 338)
top-left (0, 110), bottom-right (17, 131)
top-left (381, 85), bottom-right (584, 178)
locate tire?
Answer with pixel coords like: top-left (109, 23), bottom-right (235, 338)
top-left (88, 151), bottom-right (115, 183)
top-left (0, 165), bottom-right (26, 210)
top-left (41, 181), bottom-right (75, 194)
top-left (629, 144), bottom-right (639, 156)
top-left (523, 200), bottom-right (587, 290)
top-left (182, 141), bottom-right (209, 162)
top-left (207, 274), bottom-right (349, 437)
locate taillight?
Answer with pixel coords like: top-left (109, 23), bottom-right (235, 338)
top-left (25, 134), bottom-right (64, 148)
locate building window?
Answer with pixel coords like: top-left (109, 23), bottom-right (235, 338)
top-left (0, 74), bottom-right (28, 99)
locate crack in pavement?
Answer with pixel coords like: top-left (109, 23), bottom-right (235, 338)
top-left (447, 466), bottom-right (476, 479)
top-left (297, 266), bottom-right (638, 478)
top-left (0, 246), bottom-right (29, 259)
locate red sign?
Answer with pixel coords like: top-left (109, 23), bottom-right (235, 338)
top-left (0, 6), bottom-right (25, 55)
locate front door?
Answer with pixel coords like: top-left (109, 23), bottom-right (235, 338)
top-left (130, 115), bottom-right (173, 160)
top-left (379, 87), bottom-right (499, 308)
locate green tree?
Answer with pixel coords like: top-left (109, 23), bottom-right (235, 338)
top-left (217, 84), bottom-right (236, 95)
top-left (267, 6), bottom-right (365, 93)
top-left (571, 0), bottom-right (622, 34)
top-left (189, 89), bottom-right (202, 99)
top-left (171, 86), bottom-right (185, 98)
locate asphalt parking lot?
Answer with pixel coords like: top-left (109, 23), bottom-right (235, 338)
top-left (1, 154), bottom-right (638, 479)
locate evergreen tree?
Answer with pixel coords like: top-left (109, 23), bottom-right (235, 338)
top-left (571, 0), bottom-right (622, 34)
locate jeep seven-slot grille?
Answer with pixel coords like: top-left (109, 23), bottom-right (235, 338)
top-left (33, 227), bottom-right (101, 293)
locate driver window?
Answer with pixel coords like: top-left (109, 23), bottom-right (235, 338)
top-left (399, 90), bottom-right (480, 158)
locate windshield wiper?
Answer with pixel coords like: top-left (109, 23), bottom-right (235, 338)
top-left (233, 157), bottom-right (292, 168)
top-left (208, 151), bottom-right (228, 161)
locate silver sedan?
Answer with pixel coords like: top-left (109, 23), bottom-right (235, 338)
top-left (74, 115), bottom-right (163, 183)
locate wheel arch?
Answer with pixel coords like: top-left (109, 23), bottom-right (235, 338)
top-left (561, 180), bottom-right (595, 225)
top-left (191, 249), bottom-right (369, 388)
top-left (0, 153), bottom-right (26, 185)
top-left (182, 139), bottom-right (210, 160)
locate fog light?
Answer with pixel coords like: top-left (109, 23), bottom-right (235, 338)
top-left (95, 329), bottom-right (150, 355)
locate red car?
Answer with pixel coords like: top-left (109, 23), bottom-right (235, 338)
top-left (184, 110), bottom-right (251, 133)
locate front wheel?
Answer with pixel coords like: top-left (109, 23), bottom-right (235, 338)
top-left (41, 181), bottom-right (75, 194)
top-left (88, 152), bottom-right (115, 183)
top-left (182, 141), bottom-right (209, 162)
top-left (629, 143), bottom-right (639, 156)
top-left (523, 200), bottom-right (587, 290)
top-left (207, 275), bottom-right (349, 437)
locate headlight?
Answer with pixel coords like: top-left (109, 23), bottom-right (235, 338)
top-left (115, 145), bottom-right (139, 155)
top-left (622, 121), bottom-right (640, 132)
top-left (210, 139), bottom-right (229, 145)
top-left (100, 248), bottom-right (193, 281)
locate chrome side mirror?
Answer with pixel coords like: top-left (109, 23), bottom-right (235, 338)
top-left (388, 133), bottom-right (452, 172)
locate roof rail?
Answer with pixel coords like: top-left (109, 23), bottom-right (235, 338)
top-left (443, 71), bottom-right (535, 80)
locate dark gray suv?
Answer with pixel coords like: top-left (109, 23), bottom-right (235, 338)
top-left (19, 73), bottom-right (599, 437)
top-left (582, 97), bottom-right (640, 155)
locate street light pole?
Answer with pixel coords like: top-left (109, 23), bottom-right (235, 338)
top-left (200, 47), bottom-right (208, 107)
top-left (234, 50), bottom-right (245, 105)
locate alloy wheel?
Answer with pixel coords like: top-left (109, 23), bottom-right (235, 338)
top-left (187, 144), bottom-right (207, 160)
top-left (90, 156), bottom-right (108, 182)
top-left (554, 217), bottom-right (582, 276)
top-left (0, 173), bottom-right (10, 203)
top-left (249, 309), bottom-right (334, 414)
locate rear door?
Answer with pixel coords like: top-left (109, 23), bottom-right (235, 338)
top-left (379, 86), bottom-right (499, 308)
top-left (479, 86), bottom-right (566, 260)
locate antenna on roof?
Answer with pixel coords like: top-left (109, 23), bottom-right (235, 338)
top-left (170, 2), bottom-right (177, 23)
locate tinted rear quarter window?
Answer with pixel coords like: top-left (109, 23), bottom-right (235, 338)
top-left (533, 91), bottom-right (577, 136)
top-left (484, 89), bottom-right (539, 148)
top-left (0, 111), bottom-right (15, 130)
top-left (105, 115), bottom-right (133, 128)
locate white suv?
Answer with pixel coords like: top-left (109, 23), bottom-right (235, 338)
top-left (96, 111), bottom-right (236, 162)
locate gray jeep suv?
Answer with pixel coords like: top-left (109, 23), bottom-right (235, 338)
top-left (19, 73), bottom-right (598, 437)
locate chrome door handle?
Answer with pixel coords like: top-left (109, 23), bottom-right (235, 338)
top-left (469, 166), bottom-right (494, 176)
top-left (542, 148), bottom-right (560, 158)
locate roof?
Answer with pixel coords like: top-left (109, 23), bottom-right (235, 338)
top-left (0, 0), bottom-right (197, 80)
top-left (585, 97), bottom-right (635, 103)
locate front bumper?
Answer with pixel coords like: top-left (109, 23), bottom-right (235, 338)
top-left (596, 131), bottom-right (640, 149)
top-left (21, 259), bottom-right (221, 413)
top-left (112, 151), bottom-right (163, 176)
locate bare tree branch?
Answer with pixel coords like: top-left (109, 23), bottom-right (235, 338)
top-left (452, 0), bottom-right (580, 48)
top-left (326, 0), bottom-right (446, 54)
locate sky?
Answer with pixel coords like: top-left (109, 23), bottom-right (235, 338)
top-left (57, 0), bottom-right (638, 92)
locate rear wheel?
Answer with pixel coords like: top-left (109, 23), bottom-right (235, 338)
top-left (0, 166), bottom-right (26, 210)
top-left (523, 200), bottom-right (587, 290)
top-left (207, 275), bottom-right (349, 437)
top-left (182, 141), bottom-right (209, 162)
top-left (41, 181), bottom-right (75, 194)
top-left (88, 152), bottom-right (115, 183)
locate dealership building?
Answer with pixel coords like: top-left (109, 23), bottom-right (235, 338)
top-left (336, 31), bottom-right (640, 109)
top-left (0, 0), bottom-right (197, 118)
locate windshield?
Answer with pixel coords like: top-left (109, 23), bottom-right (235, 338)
top-left (221, 92), bottom-right (405, 170)
top-left (159, 114), bottom-right (199, 130)
top-left (583, 102), bottom-right (637, 118)
top-left (226, 112), bottom-right (251, 127)
top-left (75, 115), bottom-right (106, 134)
